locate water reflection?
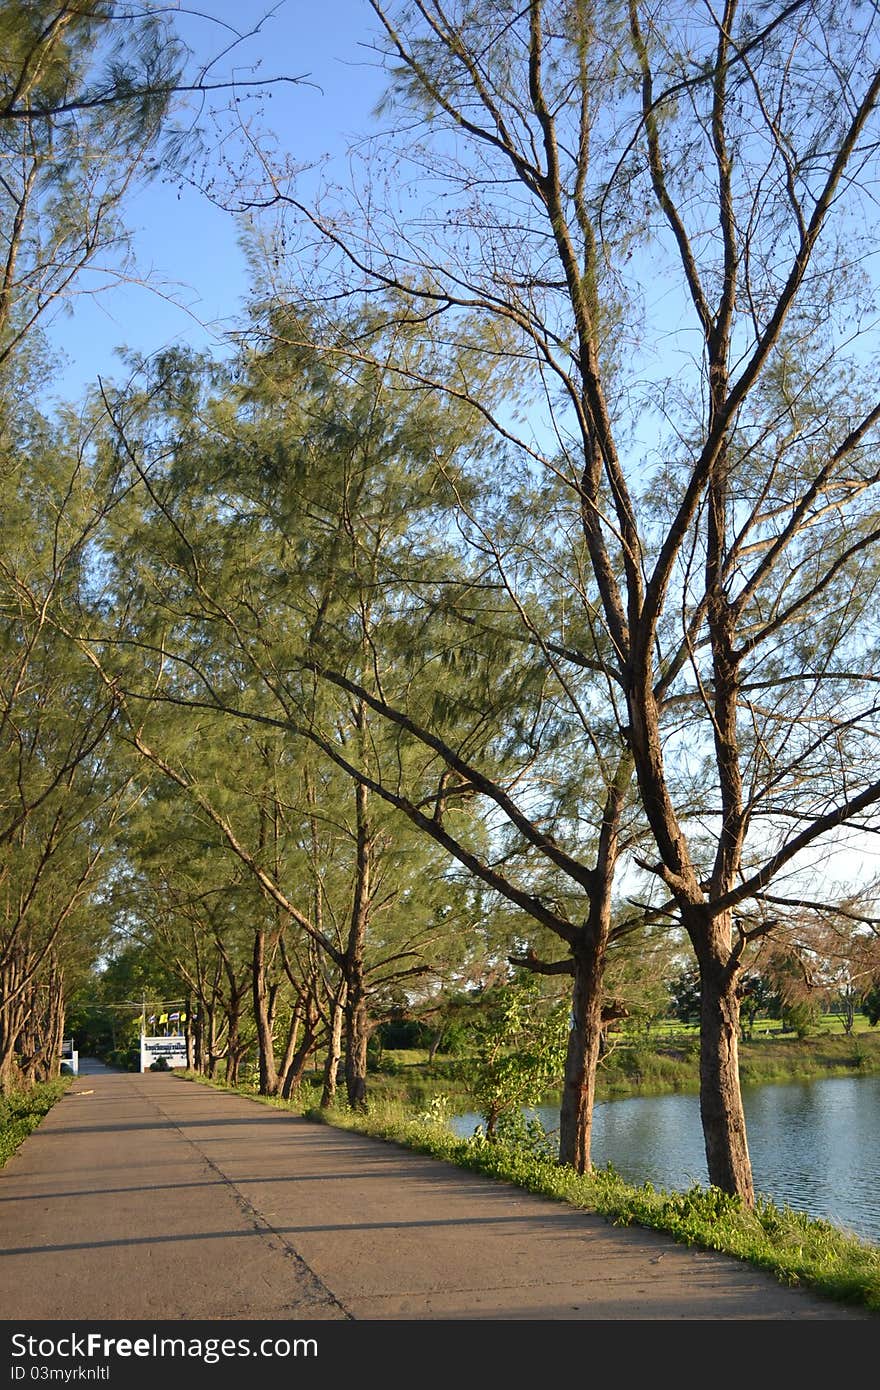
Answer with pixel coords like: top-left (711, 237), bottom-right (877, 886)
top-left (450, 1073), bottom-right (880, 1246)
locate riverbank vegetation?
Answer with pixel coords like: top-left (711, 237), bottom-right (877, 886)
top-left (357, 1018), bottom-right (880, 1113)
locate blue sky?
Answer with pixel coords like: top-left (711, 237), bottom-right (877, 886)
top-left (38, 3), bottom-right (880, 899)
top-left (47, 1), bottom-right (387, 403)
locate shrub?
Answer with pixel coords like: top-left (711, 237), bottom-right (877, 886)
top-left (0, 1079), bottom-right (70, 1168)
top-left (105, 1047), bottom-right (139, 1071)
top-left (781, 1000), bottom-right (820, 1039)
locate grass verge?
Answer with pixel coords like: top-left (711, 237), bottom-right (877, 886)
top-left (0, 1076), bottom-right (71, 1168)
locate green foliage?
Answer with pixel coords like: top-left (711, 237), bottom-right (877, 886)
top-left (460, 978), bottom-right (568, 1137)
top-left (376, 1018), bottom-right (435, 1050)
top-left (470, 1107), bottom-right (558, 1161)
top-left (104, 1047), bottom-right (139, 1072)
top-left (863, 983), bottom-right (880, 1028)
top-left (739, 973), bottom-right (782, 1040)
top-left (0, 1078), bottom-right (70, 1168)
top-left (668, 969), bottom-right (701, 1026)
top-left (3, 0), bottom-right (880, 1255)
top-left (781, 999), bottom-right (821, 1040)
top-left (415, 1093), bottom-right (453, 1127)
top-left (0, 379), bottom-right (134, 1088)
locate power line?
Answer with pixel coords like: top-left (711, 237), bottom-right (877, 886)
top-left (70, 999), bottom-right (187, 1009)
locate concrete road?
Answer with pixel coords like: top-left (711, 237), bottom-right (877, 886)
top-left (0, 1060), bottom-right (874, 1322)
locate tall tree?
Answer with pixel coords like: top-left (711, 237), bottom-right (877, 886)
top-left (86, 302), bottom-right (659, 1171)
top-left (0, 0), bottom-right (301, 371)
top-left (0, 380), bottom-right (135, 1090)
top-left (81, 340), bottom-right (483, 1106)
top-left (240, 0), bottom-right (880, 1202)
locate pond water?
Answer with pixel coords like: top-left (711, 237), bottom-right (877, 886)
top-left (450, 1073), bottom-right (880, 1246)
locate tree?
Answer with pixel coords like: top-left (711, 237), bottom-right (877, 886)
top-left (84, 306), bottom-right (661, 1170)
top-left (768, 907), bottom-right (880, 1034)
top-left (229, 303), bottom-right (652, 1168)
top-left (463, 975), bottom-right (568, 1142)
top-left (668, 968), bottom-right (701, 1029)
top-left (70, 939), bottom-right (185, 1063)
top-left (108, 766), bottom-right (266, 1084)
top-left (0, 2), bottom-right (306, 1090)
top-left (241, 0), bottom-right (880, 1204)
top-left (77, 338), bottom-right (487, 1108)
top-left (0, 382), bottom-right (136, 1091)
top-left (737, 971), bottom-right (778, 1041)
top-left (0, 1), bottom-right (301, 372)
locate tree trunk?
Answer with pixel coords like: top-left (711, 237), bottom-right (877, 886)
top-left (0, 1044), bottom-right (19, 1094)
top-left (321, 984), bottom-right (346, 1108)
top-left (185, 999), bottom-right (195, 1070)
top-left (252, 928), bottom-right (279, 1095)
top-left (0, 958), bottom-right (25, 1093)
top-left (38, 965), bottom-right (65, 1083)
top-left (344, 978), bottom-right (370, 1111)
top-left (696, 930), bottom-right (755, 1205)
top-left (343, 772), bottom-right (373, 1111)
top-left (281, 1002), bottom-right (319, 1099)
top-left (204, 1005), bottom-right (222, 1079)
top-left (558, 945), bottom-right (606, 1172)
top-left (485, 1100), bottom-right (501, 1139)
top-left (225, 1007), bottom-right (241, 1085)
top-left (193, 1002), bottom-right (205, 1073)
top-left (843, 991), bottom-right (855, 1036)
top-left (558, 767), bottom-right (623, 1172)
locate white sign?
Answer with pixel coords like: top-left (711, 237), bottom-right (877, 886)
top-left (140, 1034), bottom-right (188, 1072)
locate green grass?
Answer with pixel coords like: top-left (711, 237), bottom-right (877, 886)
top-left (593, 1028), bottom-right (880, 1099)
top-left (0, 1077), bottom-right (71, 1168)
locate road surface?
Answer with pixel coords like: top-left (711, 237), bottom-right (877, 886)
top-left (1, 1060), bottom-right (874, 1323)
